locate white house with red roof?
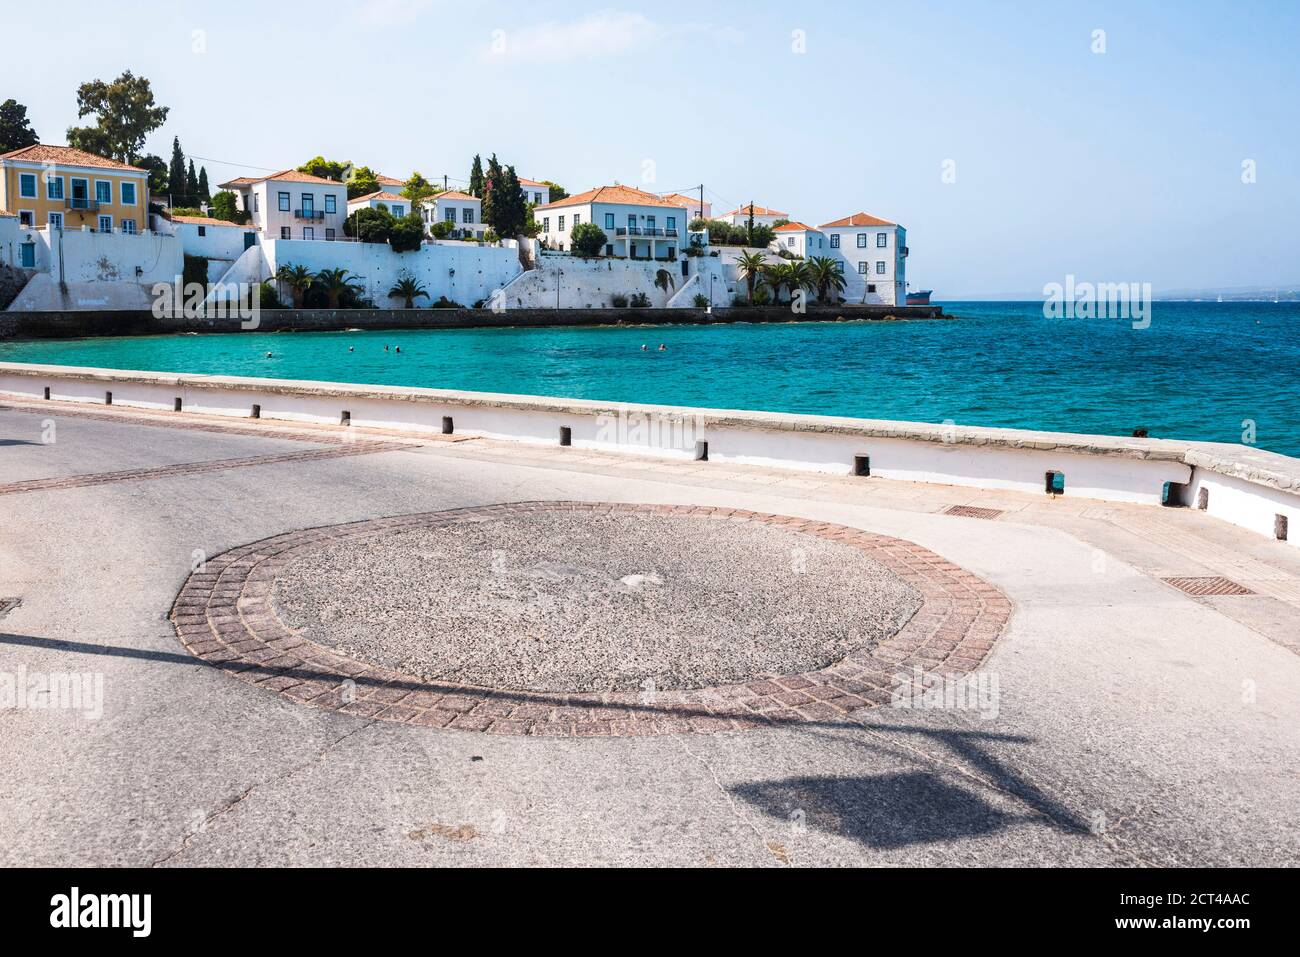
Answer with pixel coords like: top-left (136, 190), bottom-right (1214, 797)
top-left (818, 212), bottom-right (907, 304)
top-left (518, 178), bottom-right (551, 207)
top-left (422, 190), bottom-right (485, 239)
top-left (770, 222), bottom-right (828, 258)
top-left (346, 190), bottom-right (412, 220)
top-left (217, 170), bottom-right (348, 242)
top-left (721, 203), bottom-right (787, 227)
top-left (535, 185), bottom-right (689, 259)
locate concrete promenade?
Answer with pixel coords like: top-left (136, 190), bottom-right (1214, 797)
top-left (1, 398), bottom-right (1298, 866)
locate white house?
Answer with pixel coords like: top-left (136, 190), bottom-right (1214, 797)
top-left (535, 185), bottom-right (689, 259)
top-left (519, 178), bottom-right (551, 207)
top-left (770, 222), bottom-right (827, 258)
top-left (818, 212), bottom-right (907, 305)
top-left (217, 170), bottom-right (348, 242)
top-left (721, 203), bottom-right (787, 227)
top-left (661, 192), bottom-right (711, 221)
top-left (153, 212), bottom-right (258, 280)
top-left (347, 190), bottom-right (411, 219)
top-left (421, 190), bottom-right (484, 239)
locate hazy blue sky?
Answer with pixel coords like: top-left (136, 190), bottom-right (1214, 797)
top-left (5, 0), bottom-right (1297, 296)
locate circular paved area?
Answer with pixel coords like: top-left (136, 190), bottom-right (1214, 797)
top-left (270, 508), bottom-right (924, 693)
top-left (170, 502), bottom-right (1011, 736)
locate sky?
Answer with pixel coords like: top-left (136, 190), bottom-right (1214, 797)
top-left (4, 0), bottom-right (1298, 297)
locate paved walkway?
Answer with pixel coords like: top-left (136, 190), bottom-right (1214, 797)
top-left (2, 398), bottom-right (1298, 866)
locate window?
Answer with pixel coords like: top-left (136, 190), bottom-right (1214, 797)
top-left (876, 261), bottom-right (886, 274)
top-left (856, 233), bottom-right (867, 248)
top-left (573, 214), bottom-right (581, 227)
top-left (627, 214), bottom-right (636, 229)
top-left (558, 215), bottom-right (565, 230)
top-left (867, 283), bottom-right (877, 294)
top-left (542, 217), bottom-right (549, 232)
top-left (324, 194), bottom-right (336, 214)
top-left (857, 261), bottom-right (867, 274)
top-left (444, 207), bottom-right (456, 222)
top-left (326, 228), bottom-right (336, 241)
top-left (48, 212), bottom-right (63, 229)
top-left (646, 216), bottom-right (655, 231)
top-left (666, 216), bottom-right (675, 231)
top-left (121, 219), bottom-right (137, 235)
top-left (300, 194), bottom-right (314, 214)
top-left (877, 232), bottom-right (888, 248)
top-left (253, 195), bottom-right (259, 212)
top-left (70, 178), bottom-right (89, 208)
top-left (303, 227), bottom-right (314, 241)
top-left (98, 215), bottom-right (113, 233)
top-left (19, 173), bottom-right (36, 198)
top-left (462, 208), bottom-right (473, 223)
top-left (787, 237), bottom-right (795, 247)
top-left (830, 234), bottom-right (840, 248)
top-left (391, 205), bottom-right (404, 217)
top-left (19, 242), bottom-right (35, 268)
top-left (605, 244), bottom-right (614, 256)
top-left (604, 213), bottom-right (615, 229)
top-left (18, 211), bottom-right (33, 227)
top-left (281, 226), bottom-right (291, 239)
top-left (95, 180), bottom-right (112, 204)
top-left (120, 182), bottom-right (136, 206)
top-left (197, 225), bottom-right (206, 237)
top-left (46, 176), bottom-right (64, 200)
top-left (278, 192), bottom-right (291, 211)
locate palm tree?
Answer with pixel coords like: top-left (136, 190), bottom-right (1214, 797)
top-left (315, 268), bottom-right (364, 308)
top-left (275, 264), bottom-right (314, 308)
top-left (387, 275), bottom-right (429, 309)
top-left (786, 260), bottom-right (812, 304)
top-left (735, 251), bottom-right (767, 303)
top-left (807, 257), bottom-right (846, 304)
top-left (760, 262), bottom-right (789, 304)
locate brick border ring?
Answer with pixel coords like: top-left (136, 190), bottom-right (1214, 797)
top-left (170, 502), bottom-right (1012, 736)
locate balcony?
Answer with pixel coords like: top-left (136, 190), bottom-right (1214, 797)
top-left (614, 227), bottom-right (677, 238)
top-left (294, 209), bottom-right (325, 221)
top-left (65, 198), bottom-right (100, 212)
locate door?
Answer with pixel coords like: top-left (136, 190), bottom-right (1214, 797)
top-left (244, 231), bottom-right (256, 250)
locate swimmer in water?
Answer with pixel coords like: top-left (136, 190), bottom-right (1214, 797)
top-left (641, 344), bottom-right (648, 351)
top-left (395, 346), bottom-right (401, 353)
top-left (348, 346), bottom-right (354, 352)
top-left (265, 352), bottom-right (272, 358)
top-left (658, 343), bottom-right (667, 351)
top-left (384, 344), bottom-right (389, 352)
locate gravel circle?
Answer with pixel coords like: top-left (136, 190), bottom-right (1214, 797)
top-left (270, 509), bottom-right (924, 693)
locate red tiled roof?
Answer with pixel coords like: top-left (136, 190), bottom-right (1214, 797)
top-left (518, 177), bottom-right (548, 187)
top-left (434, 190), bottom-right (478, 202)
top-left (0, 209), bottom-right (16, 218)
top-left (722, 203), bottom-right (787, 217)
top-left (217, 169), bottom-right (343, 189)
top-left (0, 144), bottom-right (145, 172)
top-left (660, 192), bottom-right (705, 207)
top-left (818, 212), bottom-right (897, 228)
top-left (538, 185), bottom-right (687, 211)
top-left (349, 190), bottom-right (406, 204)
top-left (164, 213), bottom-right (250, 228)
top-left (773, 221), bottom-right (818, 232)
top-left (375, 174), bottom-right (405, 186)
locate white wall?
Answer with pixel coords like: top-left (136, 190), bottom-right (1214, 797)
top-left (824, 224), bottom-right (906, 304)
top-left (31, 227), bottom-right (182, 286)
top-left (155, 218), bottom-right (256, 264)
top-left (0, 216), bottom-right (30, 268)
top-left (493, 252), bottom-right (696, 309)
top-left (8, 363), bottom-right (1294, 543)
top-left (263, 237), bottom-right (521, 307)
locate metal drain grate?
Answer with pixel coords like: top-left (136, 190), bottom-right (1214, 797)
top-left (0, 597), bottom-right (21, 619)
top-left (944, 505), bottom-right (1004, 520)
top-left (1162, 576), bottom-right (1255, 597)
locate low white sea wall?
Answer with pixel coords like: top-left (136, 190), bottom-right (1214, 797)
top-left (492, 253), bottom-right (733, 310)
top-left (2, 361), bottom-right (1297, 546)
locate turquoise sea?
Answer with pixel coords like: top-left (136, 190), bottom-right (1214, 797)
top-left (2, 301), bottom-right (1297, 457)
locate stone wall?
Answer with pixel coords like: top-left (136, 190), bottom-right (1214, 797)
top-left (0, 303), bottom-right (945, 339)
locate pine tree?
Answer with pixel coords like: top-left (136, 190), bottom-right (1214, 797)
top-left (168, 137), bottom-right (186, 204)
top-left (468, 154), bottom-right (484, 198)
top-left (197, 166), bottom-right (210, 203)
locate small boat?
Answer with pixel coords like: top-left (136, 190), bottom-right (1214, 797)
top-left (906, 289), bottom-right (933, 305)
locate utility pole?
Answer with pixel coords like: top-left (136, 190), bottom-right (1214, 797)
top-left (444, 174), bottom-right (449, 191)
top-left (699, 183), bottom-right (704, 221)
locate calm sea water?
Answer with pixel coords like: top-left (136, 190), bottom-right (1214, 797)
top-left (2, 301), bottom-right (1297, 456)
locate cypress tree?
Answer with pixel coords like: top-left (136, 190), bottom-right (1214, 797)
top-left (468, 154), bottom-right (484, 198)
top-left (168, 136), bottom-right (186, 203)
top-left (185, 160), bottom-right (199, 205)
top-left (197, 166), bottom-right (210, 203)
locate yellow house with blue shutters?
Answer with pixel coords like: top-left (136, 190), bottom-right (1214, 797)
top-left (0, 144), bottom-right (150, 236)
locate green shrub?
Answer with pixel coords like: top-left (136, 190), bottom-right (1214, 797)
top-left (570, 222), bottom-right (608, 257)
top-left (693, 293), bottom-right (709, 308)
top-left (629, 291), bottom-right (650, 308)
top-left (610, 293), bottom-right (629, 308)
